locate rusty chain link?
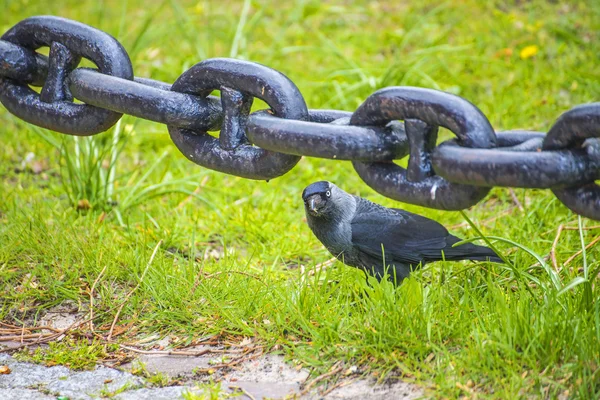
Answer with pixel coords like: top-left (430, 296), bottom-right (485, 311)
top-left (1, 16), bottom-right (599, 219)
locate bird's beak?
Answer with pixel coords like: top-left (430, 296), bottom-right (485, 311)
top-left (306, 194), bottom-right (322, 215)
top-left (308, 197), bottom-right (317, 214)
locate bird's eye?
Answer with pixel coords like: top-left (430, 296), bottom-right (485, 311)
top-left (326, 190), bottom-right (331, 197)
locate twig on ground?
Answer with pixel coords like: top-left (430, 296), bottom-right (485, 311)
top-left (550, 224), bottom-right (564, 271)
top-left (301, 362), bottom-right (344, 395)
top-left (193, 346), bottom-right (263, 373)
top-left (230, 385), bottom-right (256, 400)
top-left (450, 207), bottom-right (515, 230)
top-left (203, 271), bottom-right (263, 281)
top-left (193, 335), bottom-right (220, 345)
top-left (563, 225), bottom-right (600, 231)
top-left (176, 176), bottom-right (209, 209)
top-left (308, 258), bottom-right (336, 276)
top-left (0, 316), bottom-right (86, 352)
top-left (89, 265), bottom-right (108, 334)
top-left (0, 322), bottom-right (22, 329)
top-left (0, 333), bottom-right (57, 341)
top-left (541, 223), bottom-right (600, 236)
top-left (508, 189), bottom-right (524, 212)
top-left (195, 270), bottom-right (267, 292)
top-left (108, 240), bottom-right (162, 341)
top-left (119, 344), bottom-right (242, 356)
top-left (320, 377), bottom-right (356, 397)
top-left (563, 235), bottom-right (600, 267)
top-left (0, 325), bottom-right (62, 334)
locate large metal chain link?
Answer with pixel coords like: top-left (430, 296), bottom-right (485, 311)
top-left (0, 16), bottom-right (133, 135)
top-left (1, 16), bottom-right (599, 219)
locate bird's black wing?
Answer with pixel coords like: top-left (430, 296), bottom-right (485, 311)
top-left (350, 198), bottom-right (451, 265)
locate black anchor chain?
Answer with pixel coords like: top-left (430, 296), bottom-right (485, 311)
top-left (1, 16), bottom-right (599, 219)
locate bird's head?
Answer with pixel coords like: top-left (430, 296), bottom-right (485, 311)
top-left (302, 181), bottom-right (341, 218)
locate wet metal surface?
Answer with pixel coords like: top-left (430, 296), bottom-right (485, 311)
top-left (543, 104), bottom-right (600, 219)
top-left (69, 68), bottom-right (223, 132)
top-left (350, 87), bottom-right (495, 210)
top-left (168, 58), bottom-right (307, 180)
top-left (247, 113), bottom-right (409, 161)
top-left (0, 16), bottom-right (133, 135)
top-left (432, 132), bottom-right (600, 188)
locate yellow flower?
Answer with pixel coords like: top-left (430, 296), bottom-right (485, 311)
top-left (193, 2), bottom-right (204, 14)
top-left (520, 45), bottom-right (539, 59)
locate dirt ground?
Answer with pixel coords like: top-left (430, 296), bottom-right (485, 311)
top-left (0, 305), bottom-right (424, 399)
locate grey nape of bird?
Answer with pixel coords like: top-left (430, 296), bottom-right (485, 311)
top-left (302, 181), bottom-right (502, 284)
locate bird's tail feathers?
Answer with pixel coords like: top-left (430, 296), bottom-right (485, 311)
top-left (443, 237), bottom-right (504, 264)
top-left (465, 252), bottom-right (504, 263)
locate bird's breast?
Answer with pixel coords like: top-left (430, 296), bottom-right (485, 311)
top-left (308, 218), bottom-right (353, 259)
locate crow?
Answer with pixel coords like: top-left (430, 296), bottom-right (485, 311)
top-left (302, 181), bottom-right (502, 283)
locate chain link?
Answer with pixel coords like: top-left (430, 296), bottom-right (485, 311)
top-left (1, 16), bottom-right (599, 219)
top-left (0, 16), bottom-right (133, 135)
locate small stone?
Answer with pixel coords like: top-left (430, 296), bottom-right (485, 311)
top-left (344, 365), bottom-right (358, 375)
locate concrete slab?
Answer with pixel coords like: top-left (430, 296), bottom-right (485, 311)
top-left (0, 349), bottom-right (425, 399)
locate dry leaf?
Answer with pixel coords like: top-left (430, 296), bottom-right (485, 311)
top-left (77, 199), bottom-right (91, 210)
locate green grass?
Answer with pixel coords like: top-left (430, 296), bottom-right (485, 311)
top-left (1, 0), bottom-right (600, 398)
top-left (182, 381), bottom-right (241, 400)
top-left (130, 360), bottom-right (175, 387)
top-left (15, 339), bottom-right (120, 370)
